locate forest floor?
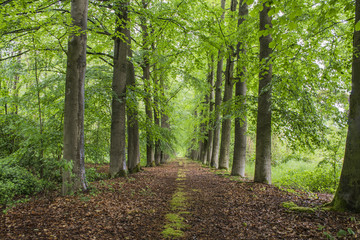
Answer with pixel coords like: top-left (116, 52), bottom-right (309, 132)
top-left (1, 158), bottom-right (360, 239)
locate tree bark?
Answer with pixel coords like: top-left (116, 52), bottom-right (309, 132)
top-left (141, 0), bottom-right (155, 167)
top-left (254, 0), bottom-right (273, 184)
top-left (218, 0), bottom-right (238, 170)
top-left (161, 111), bottom-right (170, 163)
top-left (62, 0), bottom-right (88, 195)
top-left (200, 96), bottom-right (209, 164)
top-left (218, 55), bottom-right (234, 170)
top-left (332, 0), bottom-right (360, 212)
top-left (206, 56), bottom-right (215, 165)
top-left (210, 0), bottom-right (226, 168)
top-left (232, 0), bottom-right (248, 177)
top-left (160, 75), bottom-right (170, 164)
top-left (109, 2), bottom-right (128, 178)
top-left (153, 57), bottom-right (161, 166)
top-left (126, 23), bottom-right (141, 174)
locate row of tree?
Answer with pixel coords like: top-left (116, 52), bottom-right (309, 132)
top-left (187, 0), bottom-right (360, 212)
top-left (1, 0), bottom-right (182, 195)
top-left (1, 0), bottom-right (360, 212)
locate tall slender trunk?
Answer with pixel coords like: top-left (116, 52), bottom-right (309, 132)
top-left (206, 56), bottom-right (215, 165)
top-left (141, 0), bottom-right (155, 167)
top-left (126, 25), bottom-right (141, 174)
top-left (254, 0), bottom-right (273, 184)
top-left (232, 0), bottom-right (248, 177)
top-left (218, 0), bottom-right (237, 170)
top-left (34, 51), bottom-right (44, 178)
top-left (332, 0), bottom-right (360, 212)
top-left (109, 2), bottom-right (128, 178)
top-left (218, 55), bottom-right (234, 170)
top-left (210, 0), bottom-right (226, 168)
top-left (160, 76), bottom-right (170, 164)
top-left (200, 96), bottom-right (209, 164)
top-left (153, 44), bottom-right (161, 166)
top-left (62, 0), bottom-right (89, 195)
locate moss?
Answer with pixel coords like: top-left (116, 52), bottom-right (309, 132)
top-left (281, 201), bottom-right (316, 213)
top-left (128, 164), bottom-right (141, 174)
top-left (161, 227), bottom-right (184, 239)
top-left (171, 191), bottom-right (186, 210)
top-left (109, 170), bottom-right (127, 178)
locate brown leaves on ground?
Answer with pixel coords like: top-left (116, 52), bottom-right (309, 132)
top-left (1, 159), bottom-right (360, 239)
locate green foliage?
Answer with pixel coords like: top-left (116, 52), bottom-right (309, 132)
top-left (85, 168), bottom-right (109, 183)
top-left (274, 162), bottom-right (341, 194)
top-left (0, 158), bottom-right (48, 206)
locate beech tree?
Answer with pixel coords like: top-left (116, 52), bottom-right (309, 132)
top-left (109, 1), bottom-right (129, 178)
top-left (332, 0), bottom-right (360, 212)
top-left (62, 0), bottom-right (89, 194)
top-left (232, 0), bottom-right (248, 177)
top-left (126, 27), bottom-right (141, 174)
top-left (210, 0), bottom-right (226, 169)
top-left (254, 0), bottom-right (273, 184)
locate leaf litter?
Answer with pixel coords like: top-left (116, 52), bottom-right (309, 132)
top-left (1, 158), bottom-right (360, 239)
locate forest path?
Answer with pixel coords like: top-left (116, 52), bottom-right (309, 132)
top-left (2, 158), bottom-right (359, 239)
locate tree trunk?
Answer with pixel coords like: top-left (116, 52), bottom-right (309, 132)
top-left (62, 0), bottom-right (88, 195)
top-left (232, 0), bottom-right (248, 177)
top-left (332, 0), bottom-right (360, 212)
top-left (218, 0), bottom-right (237, 170)
top-left (159, 69), bottom-right (170, 163)
top-left (34, 51), bottom-right (44, 178)
top-left (126, 24), bottom-right (141, 174)
top-left (210, 0), bottom-right (226, 169)
top-left (141, 0), bottom-right (155, 167)
top-left (153, 59), bottom-right (161, 166)
top-left (218, 56), bottom-right (234, 170)
top-left (161, 111), bottom-right (170, 163)
top-left (109, 2), bottom-right (128, 178)
top-left (200, 96), bottom-right (209, 164)
top-left (254, 0), bottom-right (273, 184)
top-left (206, 56), bottom-right (215, 165)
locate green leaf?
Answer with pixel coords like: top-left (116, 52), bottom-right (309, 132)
top-left (356, 21), bottom-right (360, 31)
top-left (337, 229), bottom-right (347, 237)
top-left (289, 22), bottom-right (296, 30)
top-left (246, 0), bottom-right (254, 5)
top-left (269, 41), bottom-right (276, 49)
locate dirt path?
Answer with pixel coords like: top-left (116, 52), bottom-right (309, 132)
top-left (1, 158), bottom-right (360, 239)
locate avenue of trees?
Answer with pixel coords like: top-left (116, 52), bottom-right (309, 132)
top-left (0, 0), bottom-right (360, 212)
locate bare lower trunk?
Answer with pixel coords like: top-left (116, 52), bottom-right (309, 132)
top-left (206, 57), bottom-right (215, 165)
top-left (141, 1), bottom-right (154, 167)
top-left (109, 2), bottom-right (128, 178)
top-left (153, 64), bottom-right (161, 166)
top-left (126, 27), bottom-right (140, 174)
top-left (161, 112), bottom-right (170, 163)
top-left (254, 1), bottom-right (273, 184)
top-left (332, 0), bottom-right (360, 212)
top-left (211, 53), bottom-right (224, 168)
top-left (210, 0), bottom-right (226, 168)
top-left (62, 0), bottom-right (89, 195)
top-left (232, 0), bottom-right (248, 177)
top-left (219, 56), bottom-right (234, 170)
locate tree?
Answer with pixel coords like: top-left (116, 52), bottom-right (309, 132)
top-left (126, 24), bottom-right (141, 174)
top-left (62, 0), bottom-right (89, 195)
top-left (109, 1), bottom-right (129, 178)
top-left (218, 0), bottom-right (238, 170)
top-left (210, 0), bottom-right (226, 169)
top-left (254, 0), bottom-right (273, 184)
top-left (332, 0), bottom-right (360, 212)
top-left (205, 55), bottom-right (215, 165)
top-left (140, 0), bottom-right (155, 167)
top-left (232, 0), bottom-right (248, 177)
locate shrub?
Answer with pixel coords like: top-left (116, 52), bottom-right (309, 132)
top-left (0, 158), bottom-right (44, 206)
